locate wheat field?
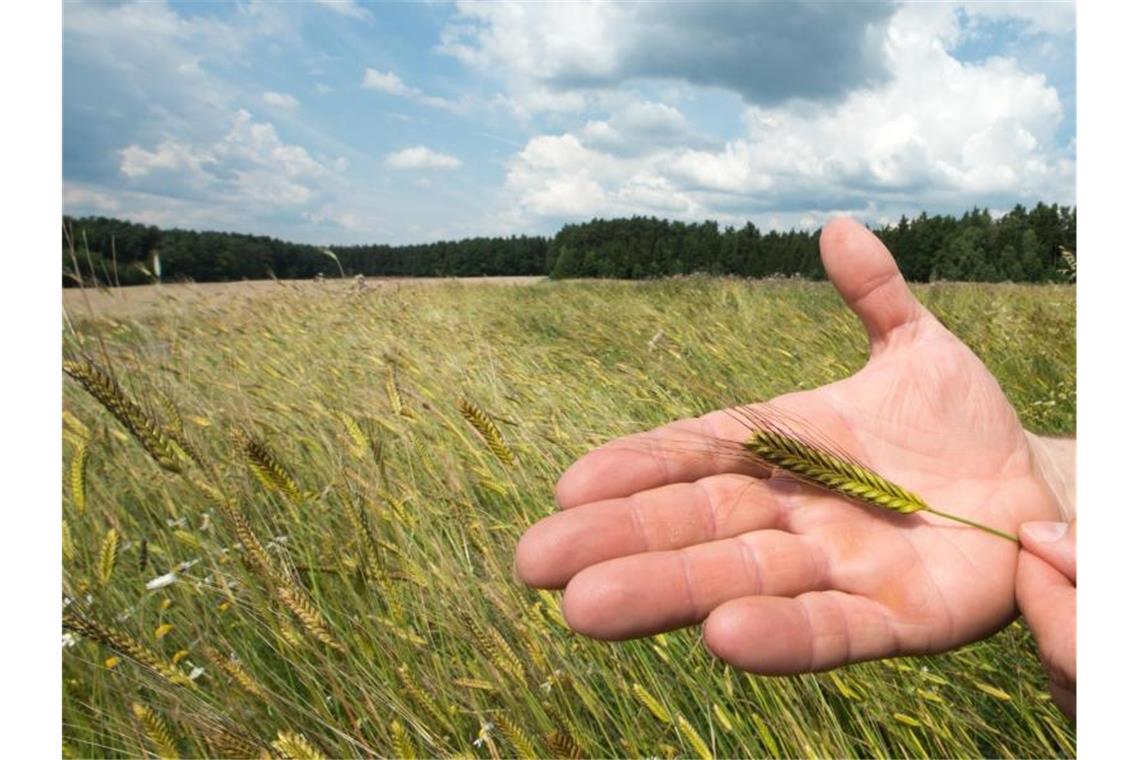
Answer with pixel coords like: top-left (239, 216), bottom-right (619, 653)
top-left (62, 277), bottom-right (1075, 759)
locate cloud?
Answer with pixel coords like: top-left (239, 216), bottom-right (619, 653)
top-left (361, 68), bottom-right (461, 112)
top-left (362, 68), bottom-right (414, 97)
top-left (314, 0), bottom-right (372, 22)
top-left (263, 91), bottom-right (299, 109)
top-left (385, 146), bottom-right (462, 170)
top-left (501, 3), bottom-right (1073, 228)
top-left (959, 1), bottom-right (1075, 37)
top-left (63, 184), bottom-right (121, 214)
top-left (118, 110), bottom-right (331, 207)
top-left (578, 100), bottom-right (718, 156)
top-left (440, 1), bottom-right (895, 107)
top-left (120, 140), bottom-right (216, 182)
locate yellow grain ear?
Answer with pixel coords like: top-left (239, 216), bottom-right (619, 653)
top-left (737, 405), bottom-right (1018, 542)
top-left (458, 397), bottom-right (516, 466)
top-left (63, 358), bottom-right (184, 472)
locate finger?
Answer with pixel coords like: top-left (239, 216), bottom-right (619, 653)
top-left (555, 411), bottom-right (767, 509)
top-left (819, 217), bottom-right (927, 351)
top-left (1018, 520), bottom-right (1076, 583)
top-left (702, 590), bottom-right (896, 675)
top-left (518, 474), bottom-right (788, 588)
top-left (561, 530), bottom-right (828, 640)
top-left (1016, 550), bottom-right (1076, 718)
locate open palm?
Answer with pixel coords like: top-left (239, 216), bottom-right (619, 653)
top-left (515, 218), bottom-right (1064, 675)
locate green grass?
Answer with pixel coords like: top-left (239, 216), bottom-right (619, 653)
top-left (62, 277), bottom-right (1075, 758)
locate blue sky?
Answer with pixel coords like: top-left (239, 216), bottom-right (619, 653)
top-left (62, 1), bottom-right (1075, 245)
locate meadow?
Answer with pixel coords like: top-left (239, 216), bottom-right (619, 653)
top-left (62, 276), bottom-right (1075, 759)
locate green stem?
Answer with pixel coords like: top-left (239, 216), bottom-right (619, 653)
top-left (923, 507), bottom-right (1019, 543)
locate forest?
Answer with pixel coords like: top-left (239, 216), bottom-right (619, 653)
top-left (63, 202), bottom-right (1075, 286)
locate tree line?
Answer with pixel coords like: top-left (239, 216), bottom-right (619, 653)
top-left (63, 202), bottom-right (1075, 287)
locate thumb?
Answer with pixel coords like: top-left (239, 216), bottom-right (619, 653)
top-left (819, 217), bottom-right (928, 352)
top-left (1019, 520), bottom-right (1076, 583)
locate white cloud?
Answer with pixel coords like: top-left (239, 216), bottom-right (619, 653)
top-left (499, 4), bottom-right (1073, 228)
top-left (63, 184), bottom-right (121, 214)
top-left (119, 110), bottom-right (330, 207)
top-left (120, 140), bottom-right (216, 182)
top-left (385, 146), bottom-right (462, 170)
top-left (362, 68), bottom-right (414, 97)
top-left (361, 68), bottom-right (463, 112)
top-left (263, 91), bottom-right (299, 109)
top-left (958, 1), bottom-right (1075, 37)
top-left (314, 0), bottom-right (372, 22)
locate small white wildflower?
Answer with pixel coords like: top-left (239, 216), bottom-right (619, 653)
top-left (473, 720), bottom-right (494, 748)
top-left (146, 572), bottom-right (178, 591)
top-left (62, 633), bottom-right (78, 648)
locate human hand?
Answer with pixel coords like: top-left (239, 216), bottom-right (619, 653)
top-left (515, 217), bottom-right (1066, 675)
top-left (1016, 520), bottom-right (1076, 720)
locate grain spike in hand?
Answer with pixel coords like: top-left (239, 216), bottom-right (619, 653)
top-left (731, 405), bottom-right (1018, 543)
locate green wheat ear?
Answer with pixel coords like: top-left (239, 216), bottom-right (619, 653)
top-left (742, 422), bottom-right (1018, 543)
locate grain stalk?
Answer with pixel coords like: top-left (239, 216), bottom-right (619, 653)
top-left (205, 646), bottom-right (267, 699)
top-left (388, 720), bottom-right (417, 760)
top-left (238, 430), bottom-right (306, 506)
top-left (63, 359), bottom-right (183, 472)
top-left (70, 437), bottom-right (89, 514)
top-left (458, 398), bottom-right (515, 466)
top-left (271, 730), bottom-right (325, 760)
top-left (63, 611), bottom-right (194, 688)
top-left (131, 702), bottom-right (179, 760)
top-left (737, 408), bottom-right (1018, 542)
top-left (98, 528), bottom-right (119, 586)
top-left (274, 584), bottom-right (345, 652)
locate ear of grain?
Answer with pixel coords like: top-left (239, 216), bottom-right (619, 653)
top-left (131, 702), bottom-right (179, 760)
top-left (458, 398), bottom-right (516, 466)
top-left (200, 721), bottom-right (267, 759)
top-left (734, 406), bottom-right (1018, 542)
top-left (458, 610), bottom-right (526, 683)
top-left (192, 479), bottom-right (278, 581)
top-left (238, 431), bottom-right (305, 506)
top-left (274, 584), bottom-right (345, 652)
top-left (389, 719), bottom-right (417, 760)
top-left (395, 664), bottom-right (449, 733)
top-left (63, 359), bottom-right (183, 473)
top-left (69, 438), bottom-right (89, 515)
top-left (205, 646), bottom-right (267, 699)
top-left (98, 528), bottom-right (119, 586)
top-left (63, 611), bottom-right (194, 687)
top-left (543, 730), bottom-right (583, 760)
top-left (336, 412), bottom-right (369, 460)
top-left (496, 715), bottom-right (540, 759)
top-left (674, 713), bottom-right (713, 760)
top-left (386, 366), bottom-right (413, 418)
top-left (62, 520), bottom-right (76, 564)
top-left (631, 683), bottom-right (671, 724)
top-left (271, 730), bottom-right (325, 760)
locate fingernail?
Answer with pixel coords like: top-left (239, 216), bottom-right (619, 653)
top-left (1022, 521), bottom-right (1068, 543)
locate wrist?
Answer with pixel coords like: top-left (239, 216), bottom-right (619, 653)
top-left (1025, 432), bottom-right (1076, 521)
